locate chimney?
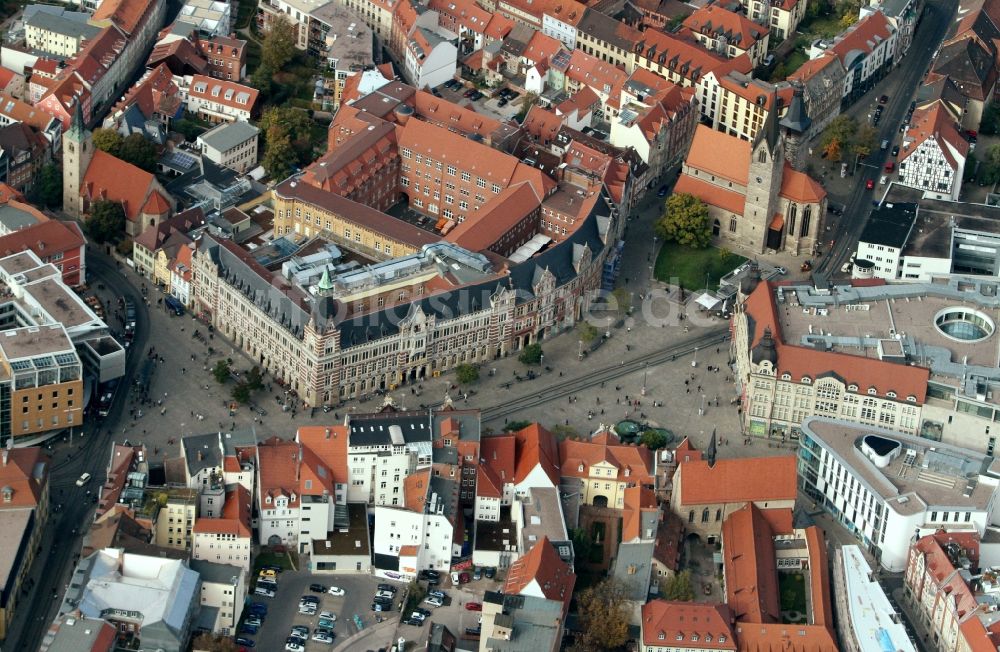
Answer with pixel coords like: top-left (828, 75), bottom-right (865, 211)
top-left (197, 450), bottom-right (202, 461)
top-left (2, 449), bottom-right (7, 466)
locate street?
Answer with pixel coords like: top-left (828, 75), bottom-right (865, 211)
top-left (814, 0), bottom-right (958, 277)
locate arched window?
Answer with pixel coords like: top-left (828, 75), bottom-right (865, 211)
top-left (802, 206), bottom-right (812, 236)
top-left (788, 204), bottom-right (797, 236)
top-left (701, 508), bottom-right (710, 523)
top-left (729, 215), bottom-right (737, 232)
top-left (758, 148), bottom-right (766, 163)
top-left (715, 508), bottom-right (722, 521)
top-left (688, 510), bottom-right (695, 523)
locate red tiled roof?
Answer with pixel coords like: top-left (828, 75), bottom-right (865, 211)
top-left (0, 447), bottom-right (47, 508)
top-left (523, 105), bottom-right (565, 142)
top-left (296, 425), bottom-right (350, 487)
top-left (900, 103), bottom-right (969, 171)
top-left (684, 124), bottom-right (749, 184)
top-left (734, 623), bottom-right (839, 651)
top-left (80, 149), bottom-right (161, 223)
top-left (779, 163), bottom-right (826, 204)
top-left (523, 31), bottom-right (563, 64)
top-left (683, 4), bottom-right (766, 49)
top-left (622, 485), bottom-right (658, 542)
top-left (512, 423), bottom-right (560, 486)
top-left (721, 503), bottom-right (780, 623)
top-left (565, 49), bottom-right (628, 96)
top-left (188, 75), bottom-right (258, 113)
top-left (679, 456), bottom-right (797, 505)
top-left (257, 437), bottom-right (301, 507)
top-left (141, 191), bottom-right (171, 217)
top-left (673, 437), bottom-right (702, 462)
top-left (478, 435), bottom-right (516, 498)
top-left (194, 485), bottom-right (252, 537)
top-left (503, 536), bottom-right (575, 612)
top-left (91, 0), bottom-right (151, 35)
top-left (447, 182), bottom-right (541, 252)
top-left (674, 174), bottom-right (746, 215)
top-left (805, 525), bottom-right (833, 629)
top-left (560, 430), bottom-right (654, 484)
top-left (404, 468), bottom-right (430, 513)
top-left (641, 600), bottom-right (737, 649)
top-left (827, 11), bottom-right (894, 65)
top-left (0, 219), bottom-right (85, 260)
top-left (743, 281), bottom-right (930, 402)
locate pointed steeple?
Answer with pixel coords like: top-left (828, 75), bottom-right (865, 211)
top-left (67, 97), bottom-right (86, 142)
top-left (317, 268), bottom-right (334, 292)
top-left (706, 428), bottom-right (717, 468)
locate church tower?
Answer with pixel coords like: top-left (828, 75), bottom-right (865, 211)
top-left (62, 99), bottom-right (93, 218)
top-left (779, 84), bottom-right (812, 171)
top-left (742, 99), bottom-right (785, 254)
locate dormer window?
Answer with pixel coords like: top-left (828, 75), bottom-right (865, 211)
top-left (1, 486), bottom-right (11, 503)
top-left (676, 633), bottom-right (684, 641)
top-left (887, 391), bottom-right (897, 398)
top-left (907, 395), bottom-right (917, 402)
top-left (706, 634), bottom-right (712, 642)
top-left (868, 387), bottom-right (878, 395)
top-left (692, 634), bottom-right (699, 642)
top-left (578, 464), bottom-right (584, 472)
top-left (719, 636), bottom-right (726, 643)
top-left (658, 632), bottom-right (665, 640)
top-left (848, 384), bottom-right (858, 392)
top-left (801, 376), bottom-right (812, 384)
top-left (624, 468), bottom-right (630, 477)
top-left (265, 495), bottom-right (271, 504)
top-left (781, 372), bottom-right (792, 380)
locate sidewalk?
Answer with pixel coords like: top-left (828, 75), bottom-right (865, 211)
top-left (332, 615), bottom-right (399, 652)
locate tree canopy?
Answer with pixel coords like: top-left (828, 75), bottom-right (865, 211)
top-left (578, 321), bottom-right (599, 344)
top-left (455, 363), bottom-right (479, 384)
top-left (212, 359), bottom-right (231, 384)
top-left (518, 343), bottom-right (544, 365)
top-left (662, 570), bottom-right (696, 601)
top-left (192, 633), bottom-right (238, 652)
top-left (119, 133), bottom-right (158, 172)
top-left (640, 429), bottom-right (668, 450)
top-left (30, 163), bottom-right (62, 209)
top-left (574, 578), bottom-right (631, 651)
top-left (819, 116), bottom-right (877, 163)
top-left (260, 106), bottom-right (317, 179)
top-left (655, 192), bottom-right (711, 248)
top-left (92, 128), bottom-right (123, 156)
top-left (84, 200), bottom-right (125, 244)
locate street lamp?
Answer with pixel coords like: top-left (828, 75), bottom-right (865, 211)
top-left (692, 346), bottom-right (698, 368)
top-left (699, 394), bottom-right (706, 416)
top-left (641, 362), bottom-right (648, 396)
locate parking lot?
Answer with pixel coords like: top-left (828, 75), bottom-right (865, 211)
top-left (393, 573), bottom-right (503, 647)
top-left (241, 571), bottom-right (404, 651)
top-left (434, 80), bottom-right (524, 122)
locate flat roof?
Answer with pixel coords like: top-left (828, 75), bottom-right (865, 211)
top-left (312, 503), bottom-right (370, 556)
top-left (22, 277), bottom-right (96, 328)
top-left (777, 286), bottom-right (1000, 368)
top-left (475, 516), bottom-right (518, 552)
top-left (0, 324), bottom-right (75, 360)
top-left (859, 202), bottom-right (916, 249)
top-left (520, 487), bottom-right (566, 551)
top-left (841, 545), bottom-right (916, 652)
top-left (802, 417), bottom-right (995, 515)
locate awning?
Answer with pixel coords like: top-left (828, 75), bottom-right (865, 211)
top-left (769, 213), bottom-right (784, 230)
top-left (696, 292), bottom-right (721, 310)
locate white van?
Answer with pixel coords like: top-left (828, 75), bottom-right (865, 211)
top-left (76, 473), bottom-right (91, 487)
top-left (254, 586), bottom-right (275, 598)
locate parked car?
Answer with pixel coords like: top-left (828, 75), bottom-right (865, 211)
top-left (428, 590), bottom-right (446, 599)
top-left (880, 139), bottom-right (889, 150)
top-left (891, 145), bottom-right (900, 157)
top-left (312, 632), bottom-right (335, 644)
top-left (484, 567), bottom-right (496, 579)
top-left (473, 568), bottom-right (482, 581)
top-left (300, 595), bottom-right (320, 604)
top-left (498, 98), bottom-right (508, 107)
top-left (284, 644), bottom-right (304, 652)
top-left (656, 185), bottom-right (669, 197)
top-left (459, 572), bottom-right (471, 584)
top-left (424, 596), bottom-right (444, 607)
top-left (309, 583), bottom-right (326, 593)
top-left (470, 91), bottom-right (483, 101)
top-left (248, 603), bottom-right (267, 615)
top-left (291, 626), bottom-right (309, 638)
top-left (375, 590), bottom-right (395, 599)
top-left (318, 611), bottom-right (337, 621)
top-left (885, 161), bottom-right (895, 172)
top-left (76, 473), bottom-right (91, 487)
top-left (465, 602), bottom-right (483, 611)
top-left (419, 570), bottom-right (440, 580)
top-left (763, 53), bottom-right (775, 66)
top-left (866, 179), bottom-right (875, 190)
top-left (235, 638), bottom-right (256, 648)
top-left (409, 611), bottom-right (427, 622)
top-left (371, 602), bottom-right (388, 612)
top-left (298, 605), bottom-right (317, 615)
top-left (245, 616), bottom-right (263, 627)
top-left (463, 89), bottom-right (476, 98)
top-left (879, 94), bottom-right (889, 104)
top-left (403, 617), bottom-right (423, 626)
top-left (259, 569), bottom-right (277, 578)
top-left (426, 576), bottom-right (441, 586)
top-left (465, 626), bottom-right (482, 636)
top-left (327, 586), bottom-right (345, 596)
top-left (239, 624), bottom-right (258, 635)
top-left (253, 587), bottom-right (275, 598)
top-left (415, 607), bottom-right (432, 618)
top-left (318, 617), bottom-right (336, 629)
top-left (377, 584), bottom-right (397, 593)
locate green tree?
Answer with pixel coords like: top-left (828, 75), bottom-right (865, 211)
top-left (570, 527), bottom-right (593, 562)
top-left (261, 133), bottom-right (298, 180)
top-left (551, 424), bottom-right (578, 440)
top-left (92, 128), bottom-right (123, 156)
top-left (404, 580), bottom-right (426, 613)
top-left (30, 163), bottom-right (62, 209)
top-left (611, 287), bottom-right (632, 316)
top-left (245, 366), bottom-right (264, 391)
top-left (981, 144), bottom-right (1000, 185)
top-left (575, 579), bottom-right (631, 651)
top-left (982, 103), bottom-right (1000, 135)
top-left (212, 359), bottom-right (231, 384)
top-left (454, 363), bottom-right (479, 384)
top-left (84, 200), bottom-right (125, 243)
top-left (655, 192), bottom-right (711, 248)
top-left (819, 115), bottom-right (856, 161)
top-left (578, 321), bottom-right (599, 344)
top-left (851, 124), bottom-right (878, 160)
top-left (172, 119), bottom-right (206, 142)
top-left (662, 570), bottom-right (696, 601)
top-left (518, 343), bottom-right (544, 365)
top-left (640, 429), bottom-right (668, 450)
top-left (118, 133), bottom-right (157, 172)
top-left (260, 106), bottom-right (316, 178)
top-left (261, 16), bottom-right (296, 73)
top-left (192, 632), bottom-right (238, 652)
top-left (503, 420), bottom-right (533, 432)
top-left (232, 382), bottom-right (252, 404)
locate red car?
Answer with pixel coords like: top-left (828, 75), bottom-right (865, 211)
top-left (884, 161), bottom-right (894, 172)
top-left (865, 179), bottom-right (875, 190)
top-left (465, 602), bottom-right (483, 611)
top-left (459, 572), bottom-right (471, 584)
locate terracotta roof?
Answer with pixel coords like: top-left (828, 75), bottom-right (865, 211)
top-left (684, 124), bottom-right (749, 184)
top-left (447, 182), bottom-right (541, 252)
top-left (188, 75), bottom-right (258, 113)
top-left (734, 623), bottom-right (839, 651)
top-left (112, 63), bottom-right (184, 121)
top-left (512, 423), bottom-right (561, 486)
top-left (147, 38), bottom-right (208, 76)
top-left (827, 10), bottom-right (894, 66)
top-left (194, 485), bottom-right (252, 537)
top-left (257, 437), bottom-right (301, 507)
top-left (641, 600), bottom-right (737, 649)
top-left (404, 468), bottom-right (430, 513)
top-left (0, 184), bottom-right (24, 204)
top-left (900, 103), bottom-right (969, 171)
top-left (673, 437), bottom-right (702, 462)
top-left (503, 536), bottom-right (576, 611)
top-left (0, 219), bottom-right (85, 260)
top-left (132, 207), bottom-right (205, 252)
top-left (556, 85), bottom-right (599, 119)
top-left (743, 281), bottom-right (930, 402)
top-left (91, 0), bottom-right (151, 35)
top-left (635, 28), bottom-right (739, 83)
top-left (721, 503), bottom-right (780, 623)
top-left (141, 191), bottom-right (171, 217)
top-left (484, 14), bottom-right (515, 39)
top-left (523, 105), bottom-right (566, 142)
top-left (805, 525), bottom-right (833, 629)
top-left (565, 49), bottom-right (628, 96)
top-left (622, 485), bottom-right (658, 542)
top-left (678, 456), bottom-right (797, 505)
top-left (0, 92), bottom-right (59, 132)
top-left (80, 149), bottom-right (161, 223)
top-left (559, 430), bottom-right (654, 484)
top-left (683, 4), bottom-right (766, 48)
top-left (779, 163), bottom-right (826, 204)
top-left (674, 173), bottom-right (746, 215)
top-left (296, 425), bottom-right (350, 487)
top-left (960, 617), bottom-right (1000, 652)
top-left (428, 0), bottom-right (492, 32)
top-left (0, 447), bottom-right (47, 508)
top-left (523, 31), bottom-right (563, 64)
top-left (787, 52), bottom-right (840, 83)
top-left (652, 512), bottom-right (684, 571)
top-left (478, 435), bottom-right (516, 498)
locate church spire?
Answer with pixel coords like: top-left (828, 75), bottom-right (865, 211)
top-left (706, 428), bottom-right (717, 468)
top-left (67, 97), bottom-right (85, 142)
